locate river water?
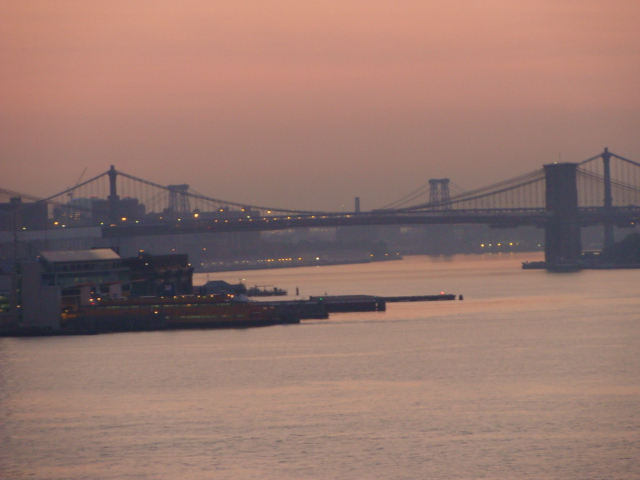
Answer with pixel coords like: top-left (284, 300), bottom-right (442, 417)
top-left (1, 253), bottom-right (638, 479)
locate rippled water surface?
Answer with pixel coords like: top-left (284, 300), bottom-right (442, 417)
top-left (1, 254), bottom-right (639, 479)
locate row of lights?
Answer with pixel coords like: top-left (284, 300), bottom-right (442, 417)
top-left (200, 257), bottom-right (315, 266)
top-left (480, 243), bottom-right (520, 247)
top-left (257, 257), bottom-right (305, 263)
top-left (480, 243), bottom-right (542, 248)
top-left (51, 212), bottom-right (347, 228)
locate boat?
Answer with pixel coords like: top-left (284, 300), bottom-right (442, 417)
top-left (522, 261), bottom-right (546, 269)
top-left (546, 263), bottom-right (582, 273)
top-left (522, 260), bottom-right (582, 272)
top-left (246, 285), bottom-right (287, 296)
top-left (60, 294), bottom-right (299, 333)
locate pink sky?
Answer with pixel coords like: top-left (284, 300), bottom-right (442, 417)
top-left (1, 1), bottom-right (639, 210)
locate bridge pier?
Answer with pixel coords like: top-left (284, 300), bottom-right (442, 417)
top-left (544, 163), bottom-right (582, 267)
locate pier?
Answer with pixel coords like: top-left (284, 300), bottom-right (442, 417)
top-left (260, 293), bottom-right (459, 320)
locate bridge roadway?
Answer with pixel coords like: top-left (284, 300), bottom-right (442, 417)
top-left (101, 207), bottom-right (640, 237)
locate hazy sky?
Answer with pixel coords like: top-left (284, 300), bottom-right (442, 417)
top-left (2, 1), bottom-right (639, 211)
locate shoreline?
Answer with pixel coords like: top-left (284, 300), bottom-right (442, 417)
top-left (196, 254), bottom-right (403, 273)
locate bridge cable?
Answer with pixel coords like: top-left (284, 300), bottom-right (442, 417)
top-left (114, 169), bottom-right (327, 215)
top-left (396, 169), bottom-right (545, 212)
top-left (40, 171), bottom-right (109, 203)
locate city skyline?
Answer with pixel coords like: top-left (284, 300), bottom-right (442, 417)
top-left (2, 1), bottom-right (639, 211)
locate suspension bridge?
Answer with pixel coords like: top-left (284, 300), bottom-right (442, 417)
top-left (2, 148), bottom-right (640, 267)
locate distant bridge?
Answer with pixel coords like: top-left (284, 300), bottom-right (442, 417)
top-left (2, 148), bottom-right (639, 267)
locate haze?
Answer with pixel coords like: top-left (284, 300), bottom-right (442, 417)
top-left (2, 1), bottom-right (639, 211)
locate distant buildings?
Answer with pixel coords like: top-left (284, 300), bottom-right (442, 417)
top-left (52, 196), bottom-right (145, 226)
top-left (0, 197), bottom-right (48, 231)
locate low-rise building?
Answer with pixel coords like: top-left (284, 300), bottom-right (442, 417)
top-left (4, 248), bottom-right (195, 333)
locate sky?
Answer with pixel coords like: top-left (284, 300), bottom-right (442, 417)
top-left (1, 0), bottom-right (639, 211)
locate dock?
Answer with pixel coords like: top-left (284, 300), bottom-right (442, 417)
top-left (259, 293), bottom-right (459, 319)
top-left (383, 294), bottom-right (457, 302)
top-left (310, 295), bottom-right (386, 313)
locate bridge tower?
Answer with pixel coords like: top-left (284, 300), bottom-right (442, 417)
top-left (544, 163), bottom-right (581, 266)
top-left (428, 179), bottom-right (451, 209)
top-left (168, 184), bottom-right (191, 216)
top-left (107, 165), bottom-right (119, 223)
top-left (601, 147), bottom-right (615, 248)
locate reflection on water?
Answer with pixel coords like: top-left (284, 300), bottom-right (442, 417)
top-left (1, 254), bottom-right (639, 479)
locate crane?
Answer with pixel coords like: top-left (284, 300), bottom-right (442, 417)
top-left (67, 167), bottom-right (88, 199)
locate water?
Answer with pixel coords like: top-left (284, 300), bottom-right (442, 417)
top-left (1, 253), bottom-right (639, 479)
